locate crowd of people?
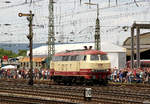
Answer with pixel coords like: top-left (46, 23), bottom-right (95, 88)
top-left (110, 67), bottom-right (150, 83)
top-left (0, 68), bottom-right (51, 80)
top-left (0, 67), bottom-right (150, 84)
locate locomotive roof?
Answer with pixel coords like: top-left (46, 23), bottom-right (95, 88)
top-left (54, 49), bottom-right (107, 56)
top-left (19, 57), bottom-right (46, 62)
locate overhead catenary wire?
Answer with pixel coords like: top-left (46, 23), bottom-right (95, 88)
top-left (0, 0), bottom-right (44, 10)
top-left (51, 0), bottom-right (148, 19)
top-left (0, 0), bottom-right (150, 44)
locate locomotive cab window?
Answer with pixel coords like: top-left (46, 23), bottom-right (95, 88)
top-left (100, 54), bottom-right (108, 60)
top-left (76, 55), bottom-right (86, 61)
top-left (71, 55), bottom-right (81, 61)
top-left (52, 56), bottom-right (62, 61)
top-left (71, 55), bottom-right (77, 61)
top-left (90, 55), bottom-right (99, 60)
top-left (62, 56), bottom-right (69, 61)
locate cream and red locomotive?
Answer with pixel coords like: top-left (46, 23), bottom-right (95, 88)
top-left (50, 49), bottom-right (111, 85)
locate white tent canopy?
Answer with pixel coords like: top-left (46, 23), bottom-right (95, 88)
top-left (27, 42), bottom-right (126, 56)
top-left (1, 65), bottom-right (17, 69)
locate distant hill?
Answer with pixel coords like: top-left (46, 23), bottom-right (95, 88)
top-left (0, 43), bottom-right (46, 53)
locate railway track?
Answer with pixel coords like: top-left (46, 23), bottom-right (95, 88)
top-left (0, 93), bottom-right (77, 104)
top-left (0, 79), bottom-right (149, 104)
top-left (1, 78), bottom-right (150, 88)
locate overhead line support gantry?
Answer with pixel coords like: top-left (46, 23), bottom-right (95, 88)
top-left (48, 0), bottom-right (55, 68)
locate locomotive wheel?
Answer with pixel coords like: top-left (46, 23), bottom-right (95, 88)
top-left (85, 80), bottom-right (93, 86)
top-left (103, 79), bottom-right (108, 86)
top-left (67, 79), bottom-right (72, 86)
top-left (99, 79), bottom-right (108, 86)
top-left (63, 77), bottom-right (73, 86)
top-left (75, 77), bottom-right (85, 85)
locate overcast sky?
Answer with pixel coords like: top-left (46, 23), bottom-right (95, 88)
top-left (0, 0), bottom-right (150, 45)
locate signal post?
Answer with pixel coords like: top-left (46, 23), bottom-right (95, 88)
top-left (18, 11), bottom-right (34, 85)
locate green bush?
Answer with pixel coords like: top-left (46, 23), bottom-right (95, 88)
top-left (0, 48), bottom-right (27, 58)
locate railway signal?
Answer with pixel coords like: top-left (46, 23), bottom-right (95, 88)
top-left (18, 11), bottom-right (34, 85)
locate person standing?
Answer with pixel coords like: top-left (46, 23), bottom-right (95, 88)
top-left (113, 68), bottom-right (117, 82)
top-left (119, 70), bottom-right (123, 83)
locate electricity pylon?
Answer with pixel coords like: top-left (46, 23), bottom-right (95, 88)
top-left (84, 3), bottom-right (100, 50)
top-left (95, 4), bottom-right (100, 50)
top-left (48, 0), bottom-right (55, 68)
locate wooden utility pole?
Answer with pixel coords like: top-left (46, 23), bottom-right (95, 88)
top-left (18, 11), bottom-right (34, 85)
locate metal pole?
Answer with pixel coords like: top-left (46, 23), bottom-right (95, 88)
top-left (84, 3), bottom-right (100, 50)
top-left (116, 0), bottom-right (118, 6)
top-left (108, 0), bottom-right (110, 7)
top-left (136, 27), bottom-right (140, 68)
top-left (131, 27), bottom-right (134, 69)
top-left (80, 0), bottom-right (82, 5)
top-left (130, 22), bottom-right (150, 68)
top-left (48, 0), bottom-right (55, 69)
top-left (95, 4), bottom-right (100, 50)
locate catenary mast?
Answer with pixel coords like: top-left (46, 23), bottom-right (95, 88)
top-left (48, 0), bottom-right (55, 68)
top-left (95, 4), bottom-right (100, 50)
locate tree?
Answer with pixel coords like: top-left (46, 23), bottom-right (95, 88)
top-left (0, 48), bottom-right (18, 58)
top-left (18, 50), bottom-right (27, 56)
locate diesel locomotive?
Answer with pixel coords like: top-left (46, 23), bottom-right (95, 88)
top-left (50, 49), bottom-right (111, 85)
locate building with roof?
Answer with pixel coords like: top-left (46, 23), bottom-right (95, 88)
top-left (27, 42), bottom-right (126, 69)
top-left (19, 57), bottom-right (47, 69)
top-left (123, 32), bottom-right (150, 61)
